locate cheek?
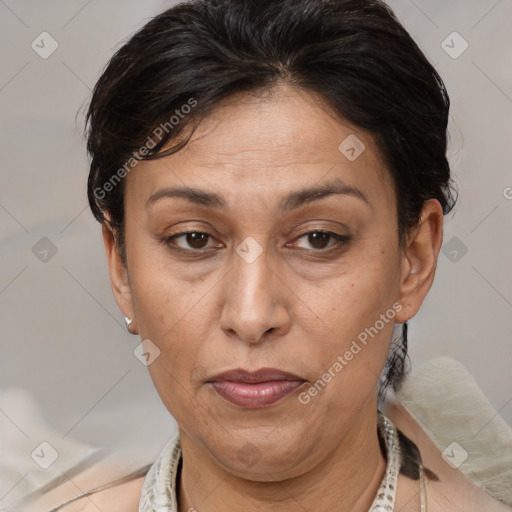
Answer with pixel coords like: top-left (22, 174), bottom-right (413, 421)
top-left (139, 284), bottom-right (208, 423)
top-left (127, 253), bottom-right (209, 382)
top-left (316, 243), bottom-right (401, 330)
top-left (302, 245), bottom-right (402, 392)
top-left (130, 250), bottom-right (204, 336)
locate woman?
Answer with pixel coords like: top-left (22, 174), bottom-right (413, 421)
top-left (82, 0), bottom-right (510, 510)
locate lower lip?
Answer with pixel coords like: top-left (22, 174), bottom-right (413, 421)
top-left (210, 380), bottom-right (306, 408)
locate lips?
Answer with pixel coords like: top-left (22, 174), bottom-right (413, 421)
top-left (207, 367), bottom-right (306, 408)
top-left (209, 367), bottom-right (304, 383)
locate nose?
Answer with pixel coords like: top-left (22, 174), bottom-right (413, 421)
top-left (219, 241), bottom-right (291, 344)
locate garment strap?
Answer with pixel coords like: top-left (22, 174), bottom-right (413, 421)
top-left (419, 464), bottom-right (427, 512)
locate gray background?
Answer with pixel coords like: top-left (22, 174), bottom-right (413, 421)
top-left (0, 0), bottom-right (511, 497)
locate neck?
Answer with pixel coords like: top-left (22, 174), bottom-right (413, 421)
top-left (178, 405), bottom-right (387, 512)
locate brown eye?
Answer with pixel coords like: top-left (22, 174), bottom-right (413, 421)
top-left (162, 231), bottom-right (219, 251)
top-left (307, 232), bottom-right (331, 249)
top-left (293, 231), bottom-right (350, 251)
top-left (184, 232), bottom-right (210, 249)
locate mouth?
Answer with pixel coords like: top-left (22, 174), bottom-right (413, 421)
top-left (207, 367), bottom-right (307, 408)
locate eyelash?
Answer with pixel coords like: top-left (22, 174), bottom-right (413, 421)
top-left (158, 229), bottom-right (351, 255)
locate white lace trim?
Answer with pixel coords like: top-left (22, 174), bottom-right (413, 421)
top-left (138, 432), bottom-right (181, 512)
top-left (368, 413), bottom-right (402, 511)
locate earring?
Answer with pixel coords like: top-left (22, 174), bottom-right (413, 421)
top-left (124, 316), bottom-right (135, 334)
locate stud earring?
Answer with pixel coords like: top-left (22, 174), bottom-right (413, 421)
top-left (124, 316), bottom-right (135, 334)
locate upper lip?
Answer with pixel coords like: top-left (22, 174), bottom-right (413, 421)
top-left (208, 367), bottom-right (305, 383)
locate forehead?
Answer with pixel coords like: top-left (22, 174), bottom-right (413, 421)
top-left (125, 84), bottom-right (395, 212)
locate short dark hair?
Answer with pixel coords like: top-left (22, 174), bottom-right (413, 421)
top-left (85, 0), bottom-right (454, 480)
top-left (86, 0), bottom-right (455, 259)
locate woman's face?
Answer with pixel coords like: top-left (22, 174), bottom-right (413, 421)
top-left (105, 84), bottom-right (439, 479)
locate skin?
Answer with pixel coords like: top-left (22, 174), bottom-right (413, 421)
top-left (101, 83), bottom-right (449, 512)
top-left (57, 404), bottom-right (511, 512)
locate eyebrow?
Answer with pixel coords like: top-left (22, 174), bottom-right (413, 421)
top-left (146, 179), bottom-right (369, 212)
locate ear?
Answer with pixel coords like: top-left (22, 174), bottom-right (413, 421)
top-left (101, 219), bottom-right (138, 335)
top-left (394, 199), bottom-right (444, 323)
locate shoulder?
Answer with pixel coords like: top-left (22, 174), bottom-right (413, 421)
top-left (58, 474), bottom-right (146, 512)
top-left (425, 482), bottom-right (511, 512)
top-left (384, 397), bottom-right (511, 512)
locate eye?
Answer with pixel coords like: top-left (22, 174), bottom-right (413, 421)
top-left (159, 229), bottom-right (350, 254)
top-left (162, 231), bottom-right (221, 251)
top-left (291, 230), bottom-right (351, 251)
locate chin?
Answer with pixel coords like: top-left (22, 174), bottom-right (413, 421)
top-left (205, 431), bottom-right (312, 480)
